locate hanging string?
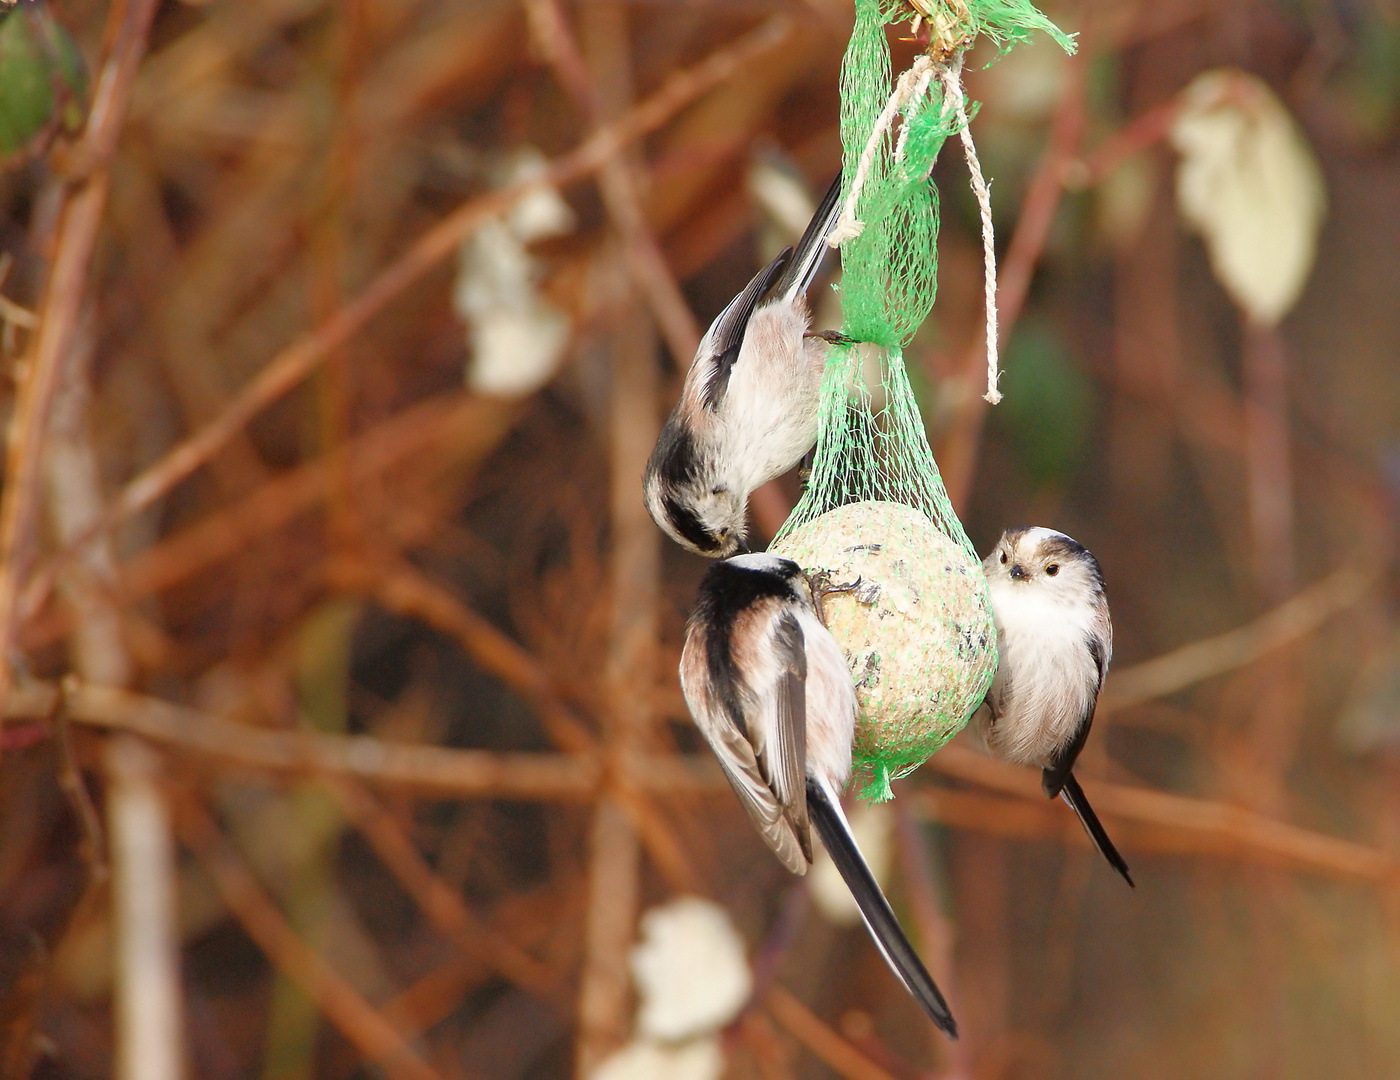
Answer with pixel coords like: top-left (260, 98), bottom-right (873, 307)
top-left (936, 57), bottom-right (1001, 404)
top-left (828, 55), bottom-right (936, 247)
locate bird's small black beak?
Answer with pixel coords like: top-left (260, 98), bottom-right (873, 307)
top-left (731, 534), bottom-right (751, 555)
top-left (1009, 564), bottom-right (1027, 581)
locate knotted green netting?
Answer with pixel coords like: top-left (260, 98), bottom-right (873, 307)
top-left (772, 0), bottom-right (1073, 799)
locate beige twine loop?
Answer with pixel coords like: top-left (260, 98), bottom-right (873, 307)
top-left (936, 57), bottom-right (1001, 404)
top-left (829, 46), bottom-right (1000, 405)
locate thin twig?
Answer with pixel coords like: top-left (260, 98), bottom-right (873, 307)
top-left (577, 10), bottom-right (665, 1066)
top-left (380, 876), bottom-right (577, 1040)
top-left (1100, 563), bottom-right (1370, 712)
top-left (921, 747), bottom-right (1398, 883)
top-left (525, 0), bottom-right (702, 362)
top-left (54, 684), bottom-right (107, 883)
top-left (327, 555), bottom-right (701, 891)
top-left (41, 680), bottom-right (724, 797)
top-left (175, 797), bottom-right (444, 1080)
top-left (321, 776), bottom-right (560, 994)
top-left (23, 394), bottom-right (513, 647)
top-left (106, 735), bottom-right (182, 1080)
top-left (0, 294), bottom-right (37, 330)
top-left (765, 986), bottom-right (897, 1080)
top-left (326, 554), bottom-right (596, 752)
top-left (25, 679), bottom-right (1400, 882)
top-left (891, 799), bottom-right (968, 1075)
top-left (1242, 323), bottom-right (1296, 604)
top-left (39, 14), bottom-right (793, 579)
top-left (1063, 98), bottom-right (1179, 189)
top-left (0, 0), bottom-right (161, 729)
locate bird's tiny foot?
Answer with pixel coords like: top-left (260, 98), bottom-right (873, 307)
top-left (806, 571), bottom-right (863, 627)
top-left (805, 330), bottom-right (858, 345)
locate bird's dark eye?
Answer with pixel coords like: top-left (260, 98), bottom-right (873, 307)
top-left (999, 551), bottom-right (1007, 564)
top-left (1045, 564), bottom-right (1059, 576)
top-left (711, 485), bottom-right (725, 496)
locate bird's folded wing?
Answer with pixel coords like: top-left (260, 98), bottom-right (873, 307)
top-left (766, 611), bottom-right (811, 865)
top-left (699, 249), bottom-right (792, 410)
top-left (708, 719), bottom-right (809, 875)
top-left (681, 602), bottom-right (813, 874)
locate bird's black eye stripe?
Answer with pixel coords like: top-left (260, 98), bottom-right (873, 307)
top-left (663, 495), bottom-right (720, 553)
top-left (999, 551), bottom-right (1007, 564)
top-left (1046, 564), bottom-right (1059, 576)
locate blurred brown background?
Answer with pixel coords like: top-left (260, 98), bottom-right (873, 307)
top-left (2, 0), bottom-right (1400, 1077)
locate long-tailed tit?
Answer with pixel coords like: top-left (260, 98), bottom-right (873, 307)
top-left (974, 527), bottom-right (1134, 887)
top-left (644, 175), bottom-right (844, 557)
top-left (680, 553), bottom-right (959, 1037)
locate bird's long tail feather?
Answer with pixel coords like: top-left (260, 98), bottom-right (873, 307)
top-left (1060, 773), bottom-right (1134, 888)
top-left (806, 778), bottom-right (958, 1038)
top-left (775, 174), bottom-right (844, 303)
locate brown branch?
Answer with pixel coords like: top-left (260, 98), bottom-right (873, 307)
top-left (922, 746), bottom-right (1397, 883)
top-left (321, 777), bottom-right (560, 995)
top-left (175, 798), bottom-right (444, 1080)
top-left (525, 0), bottom-right (703, 363)
top-left (24, 392), bottom-right (509, 654)
top-left (328, 555), bottom-right (701, 891)
top-left (576, 10), bottom-right (670, 1066)
top-left (764, 986), bottom-right (897, 1080)
top-left (85, 683), bottom-right (598, 796)
top-left (121, 396), bottom-right (511, 603)
top-left (380, 953), bottom-right (485, 1040)
top-left (1064, 98), bottom-right (1178, 189)
top-left (1100, 564), bottom-right (1370, 713)
top-left (27, 680), bottom-right (723, 798)
top-left (0, 0), bottom-right (161, 725)
top-left (40, 14), bottom-right (793, 579)
top-left (326, 555), bottom-right (596, 753)
top-left (380, 876), bottom-right (578, 1040)
top-left (44, 676), bottom-right (1400, 884)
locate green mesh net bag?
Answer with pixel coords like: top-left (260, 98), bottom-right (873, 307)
top-left (771, 0), bottom-right (1073, 800)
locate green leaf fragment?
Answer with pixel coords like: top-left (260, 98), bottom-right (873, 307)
top-left (0, 3), bottom-right (88, 157)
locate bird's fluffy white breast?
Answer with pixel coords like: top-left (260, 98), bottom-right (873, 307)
top-left (716, 301), bottom-right (822, 491)
top-left (795, 606), bottom-right (856, 788)
top-left (983, 576), bottom-right (1100, 767)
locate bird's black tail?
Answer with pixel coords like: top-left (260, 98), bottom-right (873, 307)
top-left (1060, 773), bottom-right (1135, 888)
top-left (806, 778), bottom-right (958, 1038)
top-left (775, 174), bottom-right (844, 303)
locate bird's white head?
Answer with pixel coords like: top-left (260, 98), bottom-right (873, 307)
top-left (642, 423), bottom-right (748, 557)
top-left (982, 526), bottom-right (1104, 604)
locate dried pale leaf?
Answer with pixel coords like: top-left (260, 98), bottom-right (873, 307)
top-left (467, 304), bottom-right (571, 397)
top-left (629, 898), bottom-right (752, 1042)
top-left (592, 1037), bottom-right (724, 1080)
top-left (1170, 69), bottom-right (1326, 326)
top-left (455, 156), bottom-right (573, 398)
top-left (808, 799), bottom-right (893, 926)
top-left (501, 146), bottom-right (576, 242)
top-left (1336, 625), bottom-right (1400, 755)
